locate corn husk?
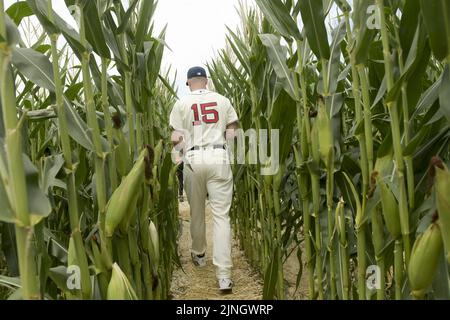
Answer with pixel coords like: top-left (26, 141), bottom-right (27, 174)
top-left (153, 140), bottom-right (163, 166)
top-left (435, 164), bottom-right (450, 263)
top-left (378, 178), bottom-right (401, 239)
top-left (317, 102), bottom-right (333, 166)
top-left (107, 263), bottom-right (138, 300)
top-left (114, 127), bottom-right (131, 177)
top-left (118, 188), bottom-right (141, 235)
top-left (148, 220), bottom-right (160, 267)
top-left (408, 222), bottom-right (443, 299)
top-left (105, 149), bottom-right (147, 237)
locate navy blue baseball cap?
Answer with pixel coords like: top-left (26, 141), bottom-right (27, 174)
top-left (187, 66), bottom-right (207, 80)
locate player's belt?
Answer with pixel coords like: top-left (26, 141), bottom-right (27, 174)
top-left (188, 144), bottom-right (225, 151)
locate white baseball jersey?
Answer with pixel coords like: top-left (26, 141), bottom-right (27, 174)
top-left (169, 89), bottom-right (238, 151)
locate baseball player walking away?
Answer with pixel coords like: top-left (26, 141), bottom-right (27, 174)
top-left (169, 66), bottom-right (239, 292)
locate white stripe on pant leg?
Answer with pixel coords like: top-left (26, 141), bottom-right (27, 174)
top-left (206, 161), bottom-right (234, 280)
top-left (184, 162), bottom-right (208, 256)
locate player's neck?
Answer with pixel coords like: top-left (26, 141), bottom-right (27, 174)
top-left (189, 85), bottom-right (207, 92)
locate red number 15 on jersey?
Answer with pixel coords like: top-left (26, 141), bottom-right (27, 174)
top-left (191, 102), bottom-right (219, 125)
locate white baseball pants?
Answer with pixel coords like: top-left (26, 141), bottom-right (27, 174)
top-left (183, 148), bottom-right (233, 280)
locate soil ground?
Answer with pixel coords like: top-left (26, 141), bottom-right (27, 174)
top-left (169, 199), bottom-right (308, 300)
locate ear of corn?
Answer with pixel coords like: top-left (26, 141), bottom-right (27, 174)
top-left (153, 140), bottom-right (163, 167)
top-left (114, 126), bottom-right (131, 178)
top-left (434, 164), bottom-right (450, 263)
top-left (310, 120), bottom-right (320, 164)
top-left (107, 263), bottom-right (138, 300)
top-left (317, 100), bottom-right (333, 166)
top-left (148, 221), bottom-right (160, 267)
top-left (105, 149), bottom-right (147, 237)
top-left (408, 222), bottom-right (443, 299)
top-left (118, 188), bottom-right (141, 236)
top-left (377, 178), bottom-right (401, 239)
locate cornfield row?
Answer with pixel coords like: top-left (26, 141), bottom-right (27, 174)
top-left (209, 0), bottom-right (450, 300)
top-left (0, 0), bottom-right (179, 299)
top-left (1, 0), bottom-right (450, 301)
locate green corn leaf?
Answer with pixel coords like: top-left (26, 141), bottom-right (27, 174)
top-left (411, 75), bottom-right (442, 119)
top-left (386, 24), bottom-right (428, 103)
top-left (23, 154), bottom-right (52, 225)
top-left (420, 0), bottom-right (450, 61)
top-left (399, 0), bottom-right (421, 56)
top-left (333, 0), bottom-right (351, 13)
top-left (299, 0), bottom-right (330, 60)
top-left (12, 48), bottom-right (55, 91)
top-left (439, 64), bottom-right (450, 125)
top-left (135, 0), bottom-right (156, 51)
top-left (0, 224), bottom-right (19, 276)
top-left (0, 140), bottom-right (51, 225)
top-left (6, 1), bottom-right (33, 26)
top-left (158, 74), bottom-right (178, 100)
top-left (26, 0), bottom-right (89, 56)
top-left (352, 0), bottom-right (376, 65)
top-left (255, 0), bottom-right (302, 40)
top-left (262, 246), bottom-right (279, 299)
top-left (117, 0), bottom-right (139, 34)
top-left (327, 22), bottom-right (346, 95)
top-left (81, 0), bottom-right (111, 58)
top-left (343, 172), bottom-right (363, 227)
top-left (11, 47), bottom-right (107, 152)
top-left (0, 276), bottom-right (21, 290)
top-left (40, 154), bottom-right (65, 192)
top-left (4, 15), bottom-right (20, 46)
top-left (259, 34), bottom-right (297, 100)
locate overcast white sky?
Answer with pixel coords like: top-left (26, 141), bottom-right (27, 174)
top-left (154, 0), bottom-right (255, 95)
top-left (4, 0), bottom-right (254, 95)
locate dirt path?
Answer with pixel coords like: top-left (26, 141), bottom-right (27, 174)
top-left (170, 200), bottom-right (263, 300)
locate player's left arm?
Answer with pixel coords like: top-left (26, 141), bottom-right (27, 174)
top-left (169, 101), bottom-right (185, 150)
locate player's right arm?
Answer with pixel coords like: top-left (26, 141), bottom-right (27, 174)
top-left (225, 98), bottom-right (239, 141)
